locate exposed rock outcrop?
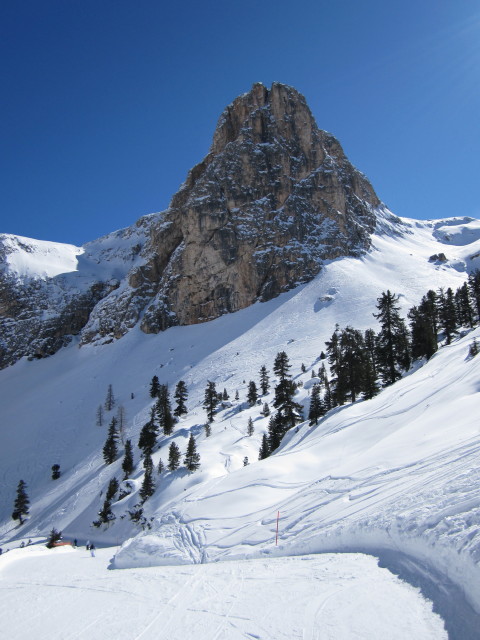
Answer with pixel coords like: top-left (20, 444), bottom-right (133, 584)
top-left (0, 82), bottom-right (386, 367)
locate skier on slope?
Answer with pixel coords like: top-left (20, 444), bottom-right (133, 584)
top-left (90, 543), bottom-right (95, 557)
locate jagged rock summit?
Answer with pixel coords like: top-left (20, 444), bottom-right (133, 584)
top-left (0, 82), bottom-right (384, 367)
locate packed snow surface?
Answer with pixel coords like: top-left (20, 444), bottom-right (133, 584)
top-left (1, 212), bottom-right (480, 636)
top-left (0, 546), bottom-right (446, 639)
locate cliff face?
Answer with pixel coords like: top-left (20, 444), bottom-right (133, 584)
top-left (0, 83), bottom-right (384, 367)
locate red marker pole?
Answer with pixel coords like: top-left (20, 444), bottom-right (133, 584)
top-left (275, 511), bottom-right (280, 546)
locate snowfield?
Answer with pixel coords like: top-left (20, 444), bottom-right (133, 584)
top-left (0, 547), bottom-right (447, 639)
top-left (1, 212), bottom-right (480, 637)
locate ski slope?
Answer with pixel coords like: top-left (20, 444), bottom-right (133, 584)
top-left (1, 213), bottom-right (480, 636)
top-left (0, 546), bottom-right (446, 639)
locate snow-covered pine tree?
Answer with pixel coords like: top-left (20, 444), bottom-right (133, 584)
top-left (12, 479), bottom-right (29, 524)
top-left (116, 405), bottom-right (126, 444)
top-left (437, 287), bottom-right (458, 345)
top-left (157, 458), bottom-right (164, 474)
top-left (468, 270), bottom-right (480, 323)
top-left (247, 417), bottom-right (254, 436)
top-left (122, 439), bottom-right (134, 479)
top-left (204, 422), bottom-right (212, 437)
top-left (138, 407), bottom-right (158, 456)
top-left (273, 352), bottom-right (303, 433)
top-left (262, 402), bottom-right (270, 417)
top-left (96, 405), bottom-right (103, 426)
top-left (139, 466), bottom-right (155, 502)
top-left (168, 441), bottom-right (181, 471)
top-left (222, 388), bottom-right (229, 400)
top-left (46, 528), bottom-right (62, 548)
top-left (173, 380), bottom-right (188, 417)
top-left (103, 417), bottom-right (119, 465)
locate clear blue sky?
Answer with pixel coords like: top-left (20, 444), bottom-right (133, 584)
top-left (1, 0), bottom-right (479, 245)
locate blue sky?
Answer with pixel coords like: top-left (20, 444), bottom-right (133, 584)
top-left (1, 0), bottom-right (479, 245)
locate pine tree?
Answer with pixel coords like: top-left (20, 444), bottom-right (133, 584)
top-left (106, 477), bottom-right (119, 501)
top-left (138, 407), bottom-right (158, 456)
top-left (258, 433), bottom-right (270, 460)
top-left (469, 338), bottom-right (479, 358)
top-left (104, 384), bottom-right (115, 411)
top-left (247, 381), bottom-right (258, 406)
top-left (437, 287), bottom-right (457, 345)
top-left (139, 466), bottom-right (155, 502)
top-left (122, 439), bottom-right (134, 479)
top-left (116, 405), bottom-right (126, 444)
top-left (96, 405), bottom-right (104, 427)
top-left (156, 385), bottom-right (174, 435)
top-left (272, 352), bottom-right (303, 434)
top-left (325, 326), bottom-right (344, 405)
top-left (174, 380), bottom-right (188, 417)
top-left (374, 290), bottom-right (410, 386)
top-left (262, 402), bottom-right (270, 417)
top-left (46, 528), bottom-right (62, 548)
top-left (204, 422), bottom-right (212, 437)
top-left (337, 326), bottom-right (368, 403)
top-left (51, 464), bottom-right (61, 480)
top-left (468, 270), bottom-right (480, 323)
top-left (143, 450), bottom-right (153, 470)
top-left (235, 390), bottom-right (239, 401)
top-left (157, 458), bottom-right (164, 474)
top-left (267, 412), bottom-right (283, 452)
top-left (260, 364), bottom-right (270, 395)
top-left (222, 388), bottom-right (229, 400)
top-left (409, 302), bottom-right (437, 361)
top-left (364, 329), bottom-right (378, 378)
top-left (308, 384), bottom-right (324, 425)
top-left (149, 375), bottom-right (160, 398)
top-left (455, 282), bottom-right (474, 328)
top-left (12, 479), bottom-right (29, 524)
top-left (103, 417), bottom-right (119, 465)
top-left (168, 441), bottom-right (181, 471)
top-left (243, 456), bottom-right (249, 466)
top-left (96, 498), bottom-right (115, 525)
top-left (203, 380), bottom-right (219, 422)
top-left (184, 434), bottom-right (200, 472)
top-left (247, 417), bottom-right (254, 436)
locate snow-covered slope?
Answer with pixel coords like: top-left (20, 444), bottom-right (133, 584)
top-left (1, 212), bottom-right (480, 633)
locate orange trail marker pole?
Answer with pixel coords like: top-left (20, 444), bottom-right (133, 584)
top-left (275, 511), bottom-right (280, 546)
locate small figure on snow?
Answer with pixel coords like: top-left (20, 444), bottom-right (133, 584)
top-left (86, 540), bottom-right (91, 551)
top-left (73, 539), bottom-right (77, 548)
top-left (90, 543), bottom-right (95, 557)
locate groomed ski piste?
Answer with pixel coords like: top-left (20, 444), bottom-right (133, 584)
top-left (1, 212), bottom-right (480, 638)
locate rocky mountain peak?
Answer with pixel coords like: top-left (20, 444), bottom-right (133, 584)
top-left (0, 83), bottom-right (386, 367)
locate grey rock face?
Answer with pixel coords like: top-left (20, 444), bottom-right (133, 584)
top-left (0, 82), bottom-right (385, 367)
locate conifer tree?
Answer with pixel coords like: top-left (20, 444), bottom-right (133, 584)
top-left (468, 270), bottom-right (480, 322)
top-left (267, 412), bottom-right (283, 452)
top-left (247, 381), bottom-right (258, 406)
top-left (243, 456), bottom-right (249, 466)
top-left (258, 433), bottom-right (270, 460)
top-left (51, 464), bottom-right (61, 480)
top-left (116, 405), bottom-right (126, 444)
top-left (203, 380), bottom-right (219, 422)
top-left (122, 439), bottom-right (134, 479)
top-left (184, 434), bottom-right (200, 472)
top-left (143, 450), bottom-right (153, 470)
top-left (262, 402), bottom-right (270, 417)
top-left (409, 303), bottom-right (437, 361)
top-left (46, 528), bottom-right (62, 547)
top-left (469, 338), bottom-right (479, 358)
top-left (12, 479), bottom-right (29, 524)
top-left (247, 417), bottom-right (254, 436)
top-left (156, 385), bottom-right (174, 435)
top-left (222, 388), bottom-right (229, 400)
top-left (103, 417), bottom-right (119, 465)
top-left (455, 282), bottom-right (474, 328)
top-left (96, 498), bottom-right (115, 525)
top-left (104, 384), bottom-right (115, 411)
top-left (204, 422), bottom-right (212, 437)
top-left (138, 407), bottom-right (158, 456)
top-left (168, 441), bottom-right (181, 471)
top-left (174, 380), bottom-right (188, 417)
top-left (235, 390), bottom-right (239, 401)
top-left (260, 364), bottom-right (270, 395)
top-left (308, 384), bottom-right (324, 425)
top-left (273, 352), bottom-right (303, 433)
top-left (337, 326), bottom-right (367, 403)
top-left (437, 287), bottom-right (457, 344)
top-left (364, 329), bottom-right (378, 378)
top-left (96, 405), bottom-right (104, 426)
top-left (106, 477), bottom-right (119, 502)
top-left (157, 458), bottom-right (164, 474)
top-left (374, 290), bottom-right (410, 386)
top-left (149, 375), bottom-right (160, 398)
top-left (139, 465), bottom-right (155, 502)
